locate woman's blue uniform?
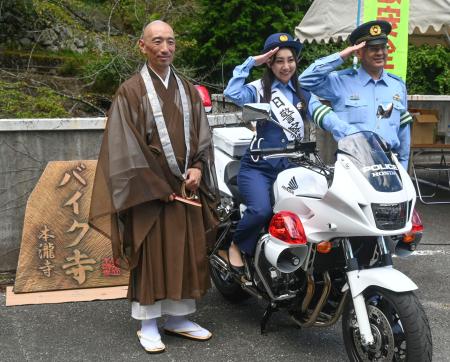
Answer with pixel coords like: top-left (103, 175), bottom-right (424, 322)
top-left (223, 56), bottom-right (315, 256)
top-left (234, 121), bottom-right (294, 255)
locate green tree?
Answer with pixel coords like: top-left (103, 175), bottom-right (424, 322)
top-left (406, 44), bottom-right (450, 95)
top-left (180, 0), bottom-right (312, 89)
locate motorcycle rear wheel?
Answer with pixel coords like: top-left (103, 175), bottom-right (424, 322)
top-left (342, 287), bottom-right (432, 362)
top-left (210, 259), bottom-right (250, 303)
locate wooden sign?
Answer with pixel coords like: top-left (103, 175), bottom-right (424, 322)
top-left (5, 285), bottom-right (128, 306)
top-left (13, 160), bottom-right (129, 293)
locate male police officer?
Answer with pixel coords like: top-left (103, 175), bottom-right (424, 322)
top-left (299, 20), bottom-right (413, 169)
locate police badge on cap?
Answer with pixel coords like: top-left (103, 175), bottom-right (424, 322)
top-left (262, 33), bottom-right (303, 55)
top-left (349, 20), bottom-right (392, 45)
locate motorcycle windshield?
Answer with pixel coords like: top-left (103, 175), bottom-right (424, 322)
top-left (337, 132), bottom-right (402, 192)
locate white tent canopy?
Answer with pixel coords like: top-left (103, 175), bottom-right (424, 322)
top-left (295, 0), bottom-right (450, 45)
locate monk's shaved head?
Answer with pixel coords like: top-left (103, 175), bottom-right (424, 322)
top-left (141, 20), bottom-right (173, 40)
top-left (138, 20), bottom-right (175, 77)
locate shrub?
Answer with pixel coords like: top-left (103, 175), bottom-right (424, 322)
top-left (406, 44), bottom-right (450, 95)
top-left (0, 81), bottom-right (69, 118)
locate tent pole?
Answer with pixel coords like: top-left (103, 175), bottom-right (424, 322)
top-left (353, 0), bottom-right (362, 71)
top-left (356, 0), bottom-right (362, 26)
top-left (445, 26), bottom-right (450, 46)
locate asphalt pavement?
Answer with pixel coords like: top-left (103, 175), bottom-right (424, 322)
top-left (1, 191), bottom-right (450, 362)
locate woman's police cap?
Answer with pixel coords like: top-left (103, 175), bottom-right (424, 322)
top-left (262, 33), bottom-right (303, 55)
top-left (349, 20), bottom-right (392, 45)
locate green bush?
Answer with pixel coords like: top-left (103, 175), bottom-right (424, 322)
top-left (298, 41), bottom-right (346, 72)
top-left (0, 81), bottom-right (69, 118)
top-left (81, 53), bottom-right (138, 93)
top-left (56, 50), bottom-right (91, 76)
top-left (406, 44), bottom-right (450, 95)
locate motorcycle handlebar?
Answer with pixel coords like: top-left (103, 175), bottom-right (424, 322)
top-left (249, 141), bottom-right (316, 156)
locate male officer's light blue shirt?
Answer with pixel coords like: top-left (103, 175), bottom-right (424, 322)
top-left (224, 56), bottom-right (345, 137)
top-left (299, 53), bottom-right (413, 169)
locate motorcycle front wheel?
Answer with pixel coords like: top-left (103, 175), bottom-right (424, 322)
top-left (342, 287), bottom-right (432, 361)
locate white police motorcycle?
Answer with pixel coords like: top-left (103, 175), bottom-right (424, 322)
top-left (209, 103), bottom-right (432, 361)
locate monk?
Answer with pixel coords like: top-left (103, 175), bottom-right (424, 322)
top-left (89, 20), bottom-right (218, 354)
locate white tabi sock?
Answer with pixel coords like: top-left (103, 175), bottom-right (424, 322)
top-left (141, 318), bottom-right (161, 340)
top-left (164, 316), bottom-right (211, 338)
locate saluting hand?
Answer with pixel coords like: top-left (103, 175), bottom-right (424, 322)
top-left (253, 47), bottom-right (280, 66)
top-left (339, 41), bottom-right (366, 60)
top-left (185, 167), bottom-right (202, 191)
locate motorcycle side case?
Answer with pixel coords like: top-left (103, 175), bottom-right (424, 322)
top-left (214, 147), bottom-right (235, 197)
top-left (213, 127), bottom-right (254, 158)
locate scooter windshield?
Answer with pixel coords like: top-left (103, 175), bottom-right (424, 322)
top-left (337, 132), bottom-right (403, 192)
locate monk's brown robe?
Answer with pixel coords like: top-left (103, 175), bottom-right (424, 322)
top-left (89, 67), bottom-right (218, 305)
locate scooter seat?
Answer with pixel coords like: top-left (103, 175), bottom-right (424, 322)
top-left (224, 160), bottom-right (244, 203)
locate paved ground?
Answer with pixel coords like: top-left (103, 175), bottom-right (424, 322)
top-left (1, 190), bottom-right (449, 362)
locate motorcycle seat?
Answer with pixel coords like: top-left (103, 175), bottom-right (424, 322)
top-left (224, 160), bottom-right (244, 203)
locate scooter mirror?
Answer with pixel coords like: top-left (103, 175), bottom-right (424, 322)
top-left (242, 103), bottom-right (271, 122)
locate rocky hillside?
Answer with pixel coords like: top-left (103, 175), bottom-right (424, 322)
top-left (0, 0), bottom-right (176, 117)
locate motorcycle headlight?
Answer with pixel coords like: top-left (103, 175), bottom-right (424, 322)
top-left (371, 202), bottom-right (407, 230)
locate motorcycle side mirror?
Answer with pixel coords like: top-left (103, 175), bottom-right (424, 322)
top-left (242, 103), bottom-right (271, 122)
top-left (376, 103), bottom-right (393, 119)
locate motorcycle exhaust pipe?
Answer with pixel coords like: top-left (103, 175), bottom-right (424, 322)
top-left (264, 239), bottom-right (308, 273)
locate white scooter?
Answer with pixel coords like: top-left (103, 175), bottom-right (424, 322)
top-left (209, 103), bottom-right (432, 361)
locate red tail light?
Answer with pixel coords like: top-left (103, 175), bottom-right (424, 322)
top-left (194, 85), bottom-right (212, 112)
top-left (269, 211), bottom-right (306, 245)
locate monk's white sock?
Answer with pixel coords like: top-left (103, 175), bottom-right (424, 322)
top-left (164, 316), bottom-right (211, 337)
top-left (141, 318), bottom-right (161, 340)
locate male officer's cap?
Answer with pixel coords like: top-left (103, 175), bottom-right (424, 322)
top-left (349, 20), bottom-right (392, 46)
top-left (262, 33), bottom-right (303, 55)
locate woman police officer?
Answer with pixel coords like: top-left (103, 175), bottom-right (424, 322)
top-left (223, 32), bottom-right (344, 273)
